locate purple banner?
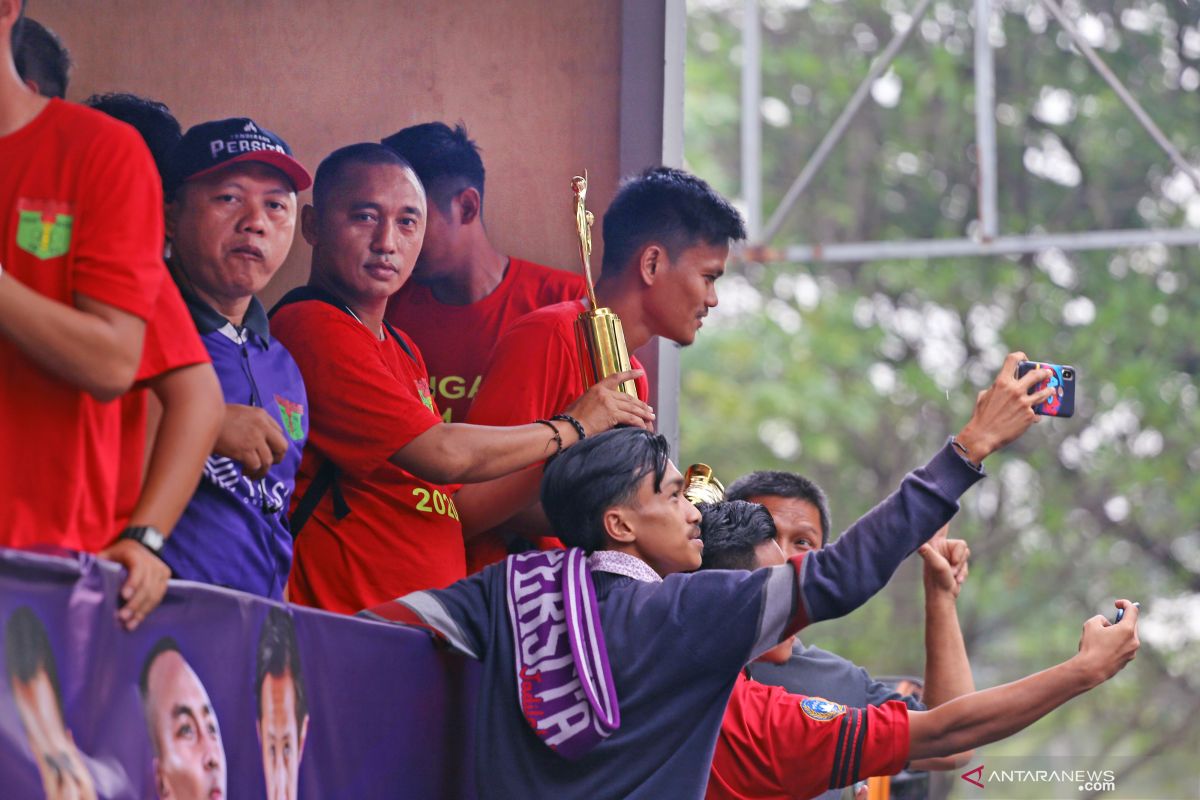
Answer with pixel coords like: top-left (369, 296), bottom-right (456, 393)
top-left (0, 548), bottom-right (479, 799)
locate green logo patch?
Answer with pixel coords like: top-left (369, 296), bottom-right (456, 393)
top-left (275, 395), bottom-right (305, 441)
top-left (16, 208), bottom-right (73, 260)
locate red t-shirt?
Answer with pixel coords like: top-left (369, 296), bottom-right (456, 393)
top-left (114, 279), bottom-right (212, 530)
top-left (464, 298), bottom-right (650, 571)
top-left (0, 100), bottom-right (165, 551)
top-left (708, 674), bottom-right (911, 800)
top-left (384, 257), bottom-right (585, 423)
top-left (271, 300), bottom-right (464, 614)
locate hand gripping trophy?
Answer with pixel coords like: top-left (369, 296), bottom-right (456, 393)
top-left (572, 173), bottom-right (639, 397)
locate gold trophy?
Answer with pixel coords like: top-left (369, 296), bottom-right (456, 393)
top-left (683, 464), bottom-right (726, 505)
top-left (572, 172), bottom-right (639, 396)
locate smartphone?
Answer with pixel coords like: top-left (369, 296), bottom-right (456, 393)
top-left (1017, 360), bottom-right (1076, 418)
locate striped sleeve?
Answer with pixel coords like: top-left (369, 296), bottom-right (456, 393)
top-left (358, 564), bottom-right (499, 660)
top-left (828, 700), bottom-right (910, 790)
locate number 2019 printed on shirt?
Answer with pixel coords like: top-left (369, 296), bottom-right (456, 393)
top-left (412, 487), bottom-right (460, 520)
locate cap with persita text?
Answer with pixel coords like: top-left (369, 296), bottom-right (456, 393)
top-left (165, 117), bottom-right (312, 195)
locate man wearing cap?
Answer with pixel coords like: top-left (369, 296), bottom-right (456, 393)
top-left (160, 117), bottom-right (312, 600)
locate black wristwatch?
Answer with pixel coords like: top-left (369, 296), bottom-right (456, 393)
top-left (119, 525), bottom-right (166, 556)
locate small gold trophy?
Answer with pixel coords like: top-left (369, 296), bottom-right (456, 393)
top-left (683, 464), bottom-right (726, 505)
top-left (572, 172), bottom-right (639, 396)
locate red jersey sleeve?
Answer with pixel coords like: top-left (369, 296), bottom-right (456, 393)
top-left (271, 302), bottom-right (442, 479)
top-left (466, 310), bottom-right (583, 426)
top-left (72, 115), bottom-right (165, 319)
top-left (776, 697), bottom-right (910, 797)
top-left (711, 678), bottom-right (909, 800)
top-left (135, 279), bottom-right (210, 383)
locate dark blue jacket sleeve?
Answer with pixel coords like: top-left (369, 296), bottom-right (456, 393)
top-left (798, 440), bottom-right (983, 624)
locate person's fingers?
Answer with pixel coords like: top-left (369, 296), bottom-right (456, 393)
top-left (123, 561), bottom-right (170, 631)
top-left (1027, 385), bottom-right (1056, 406)
top-left (616, 396), bottom-right (655, 422)
top-left (1114, 599), bottom-right (1140, 627)
top-left (1013, 363), bottom-right (1049, 390)
top-left (1000, 351), bottom-right (1027, 381)
top-left (264, 421), bottom-right (290, 462)
top-left (598, 369), bottom-right (645, 388)
top-left (1084, 614), bottom-right (1108, 631)
top-left (253, 442), bottom-right (274, 479)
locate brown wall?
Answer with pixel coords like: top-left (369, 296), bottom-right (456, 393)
top-left (33, 0), bottom-right (622, 305)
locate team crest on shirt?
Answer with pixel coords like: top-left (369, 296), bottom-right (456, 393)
top-left (415, 378), bottom-right (436, 413)
top-left (800, 697), bottom-right (846, 722)
top-left (15, 199), bottom-right (74, 260)
top-left (275, 395), bottom-right (305, 441)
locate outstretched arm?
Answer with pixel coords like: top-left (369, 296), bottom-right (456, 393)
top-left (907, 601), bottom-right (1139, 760)
top-left (794, 352), bottom-right (1054, 626)
top-left (392, 369), bottom-right (654, 484)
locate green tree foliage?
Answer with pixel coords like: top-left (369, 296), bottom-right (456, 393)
top-left (683, 2), bottom-right (1199, 796)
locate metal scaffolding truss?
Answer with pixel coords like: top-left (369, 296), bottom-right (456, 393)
top-left (737, 0), bottom-right (1200, 264)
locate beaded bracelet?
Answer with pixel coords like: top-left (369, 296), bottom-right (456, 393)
top-left (534, 419), bottom-right (564, 457)
top-left (551, 413), bottom-right (587, 442)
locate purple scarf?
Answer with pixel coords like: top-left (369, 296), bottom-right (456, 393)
top-left (505, 548), bottom-right (620, 760)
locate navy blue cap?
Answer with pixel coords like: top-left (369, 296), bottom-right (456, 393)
top-left (166, 117), bottom-right (312, 195)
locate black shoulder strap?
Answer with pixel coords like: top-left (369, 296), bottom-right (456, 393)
top-left (269, 286), bottom-right (417, 362)
top-left (270, 285), bottom-right (410, 536)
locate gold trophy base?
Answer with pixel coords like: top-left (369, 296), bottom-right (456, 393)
top-left (575, 307), bottom-right (639, 397)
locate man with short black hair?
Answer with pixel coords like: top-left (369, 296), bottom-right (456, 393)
top-left (139, 637), bottom-right (226, 800)
top-left (12, 16), bottom-right (68, 98)
top-left (271, 143), bottom-right (652, 612)
top-left (83, 91), bottom-right (224, 630)
top-left (255, 608), bottom-right (309, 800)
top-left (5, 606), bottom-right (97, 799)
top-left (462, 165), bottom-right (746, 569)
top-left (382, 121), bottom-right (584, 425)
top-left (729, 467), bottom-right (977, 786)
top-left (367, 355), bottom-right (1058, 798)
top-left (695, 500), bottom-right (1139, 800)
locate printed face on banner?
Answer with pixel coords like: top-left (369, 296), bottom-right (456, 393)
top-left (258, 671), bottom-right (308, 800)
top-left (11, 671), bottom-right (97, 800)
top-left (143, 650), bottom-right (227, 800)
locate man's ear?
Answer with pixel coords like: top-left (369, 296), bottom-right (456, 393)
top-left (297, 714), bottom-right (310, 759)
top-left (300, 204), bottom-right (319, 247)
top-left (155, 758), bottom-right (171, 798)
top-left (163, 200), bottom-right (179, 242)
top-left (602, 507), bottom-right (637, 545)
top-left (636, 245), bottom-right (666, 287)
top-left (456, 187), bottom-right (481, 226)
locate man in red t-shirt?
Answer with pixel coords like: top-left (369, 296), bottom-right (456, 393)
top-left (0, 2), bottom-right (167, 557)
top-left (698, 500), bottom-right (1141, 800)
top-left (271, 143), bottom-right (653, 614)
top-left (382, 122), bottom-right (585, 423)
top-left (463, 166), bottom-right (746, 570)
top-left (84, 93), bottom-right (224, 629)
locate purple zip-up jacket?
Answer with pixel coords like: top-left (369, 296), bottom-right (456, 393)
top-left (163, 292), bottom-right (307, 600)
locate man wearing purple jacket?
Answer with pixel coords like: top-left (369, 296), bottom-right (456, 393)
top-left (366, 353), bottom-right (1053, 798)
top-left (161, 117), bottom-right (313, 599)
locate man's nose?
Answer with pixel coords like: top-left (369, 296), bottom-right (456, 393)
top-left (238, 199), bottom-right (268, 234)
top-left (372, 221), bottom-right (398, 254)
